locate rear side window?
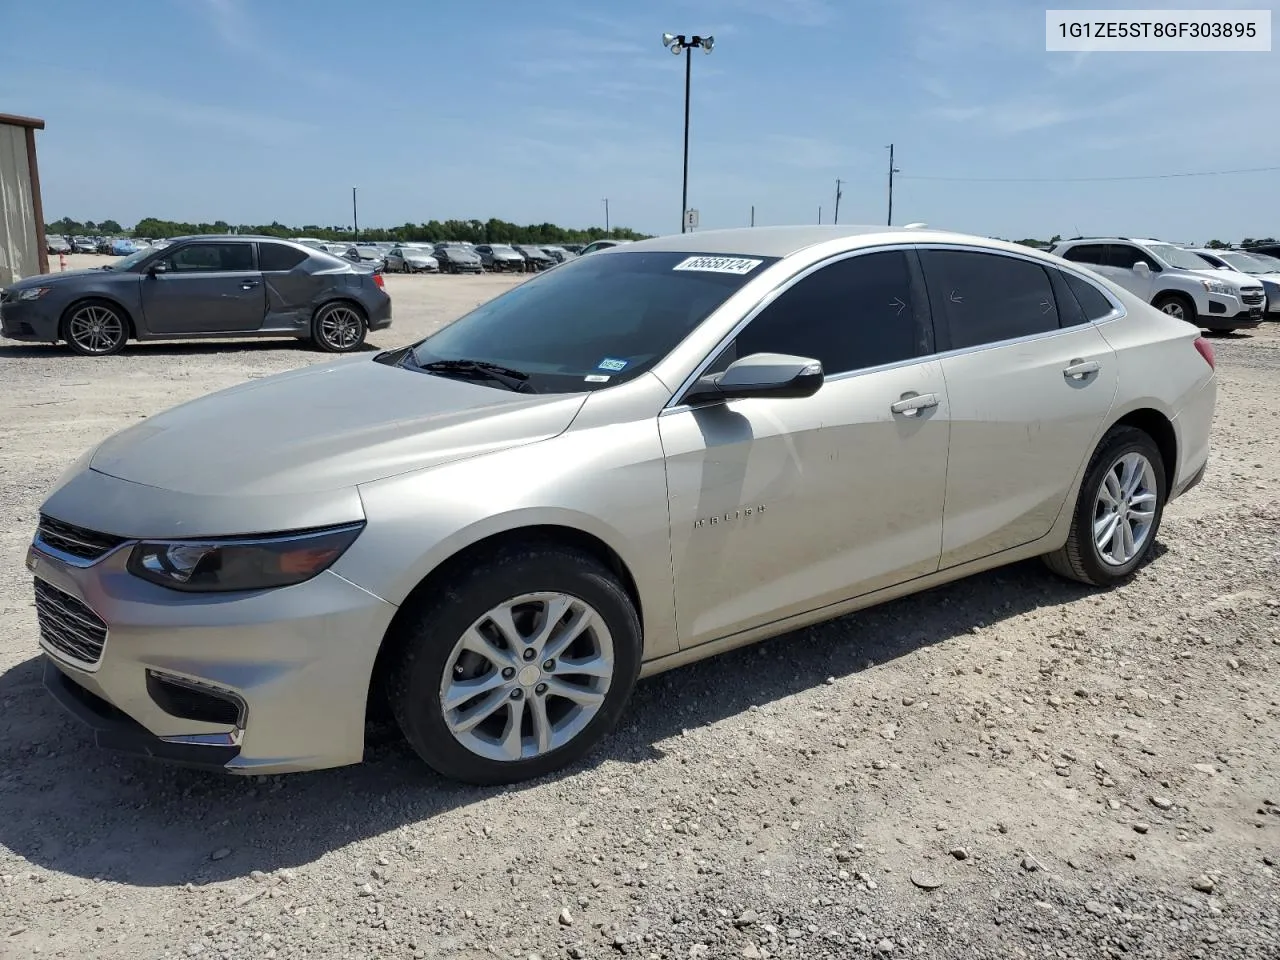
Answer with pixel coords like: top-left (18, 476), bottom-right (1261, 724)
top-left (258, 242), bottom-right (309, 272)
top-left (920, 249), bottom-right (1058, 349)
top-left (1062, 272), bottom-right (1115, 321)
top-left (728, 250), bottom-right (930, 376)
top-left (1062, 244), bottom-right (1106, 264)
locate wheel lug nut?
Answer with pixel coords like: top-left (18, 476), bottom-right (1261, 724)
top-left (535, 683), bottom-right (548, 695)
top-left (510, 688), bottom-right (523, 700)
top-left (501, 667), bottom-right (515, 679)
top-left (543, 660), bottom-right (555, 672)
top-left (523, 648), bottom-right (536, 661)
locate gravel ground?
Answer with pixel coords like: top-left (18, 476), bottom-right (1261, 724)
top-left (1, 256), bottom-right (1277, 960)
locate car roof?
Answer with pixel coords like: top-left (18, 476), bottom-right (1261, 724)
top-left (615, 225), bottom-right (1037, 260)
top-left (167, 234), bottom-right (306, 244)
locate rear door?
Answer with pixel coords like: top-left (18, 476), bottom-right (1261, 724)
top-left (140, 241), bottom-right (265, 334)
top-left (919, 247), bottom-right (1118, 569)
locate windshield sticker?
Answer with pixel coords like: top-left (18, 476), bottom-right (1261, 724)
top-left (597, 358), bottom-right (628, 372)
top-left (672, 256), bottom-right (764, 275)
top-left (584, 374), bottom-right (611, 383)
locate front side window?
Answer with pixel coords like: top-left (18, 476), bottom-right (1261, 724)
top-left (719, 250), bottom-right (929, 376)
top-left (1104, 244), bottom-right (1157, 270)
top-left (920, 249), bottom-right (1058, 349)
top-left (166, 243), bottom-right (254, 273)
top-left (408, 250), bottom-right (777, 393)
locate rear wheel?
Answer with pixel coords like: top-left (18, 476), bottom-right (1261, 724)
top-left (1152, 293), bottom-right (1198, 326)
top-left (387, 543), bottom-right (642, 785)
top-left (62, 300), bottom-right (128, 356)
top-left (1043, 425), bottom-right (1167, 586)
top-left (311, 302), bottom-right (367, 353)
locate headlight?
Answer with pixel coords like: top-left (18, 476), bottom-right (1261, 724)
top-left (17, 287), bottom-right (51, 301)
top-left (1200, 279), bottom-right (1232, 295)
top-left (127, 522), bottom-right (364, 593)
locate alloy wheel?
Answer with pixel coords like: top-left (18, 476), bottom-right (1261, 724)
top-left (67, 305), bottom-right (125, 354)
top-left (1092, 452), bottom-right (1157, 566)
top-left (1160, 301), bottom-right (1186, 320)
top-left (318, 306), bottom-right (364, 350)
top-left (439, 592), bottom-right (614, 763)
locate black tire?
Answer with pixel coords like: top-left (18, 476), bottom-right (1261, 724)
top-left (61, 299), bottom-right (129, 356)
top-left (1151, 293), bottom-right (1198, 327)
top-left (387, 542), bottom-right (642, 785)
top-left (1043, 425), bottom-right (1167, 587)
top-left (310, 301), bottom-right (367, 353)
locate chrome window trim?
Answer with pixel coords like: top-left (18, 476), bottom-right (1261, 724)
top-left (662, 242), bottom-right (1126, 412)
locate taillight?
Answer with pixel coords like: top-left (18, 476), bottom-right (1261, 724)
top-left (372, 272), bottom-right (385, 289)
top-left (1193, 336), bottom-right (1215, 370)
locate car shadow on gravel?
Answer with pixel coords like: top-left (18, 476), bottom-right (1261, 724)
top-left (0, 557), bottom-right (1107, 887)
top-left (0, 340), bottom-right (382, 359)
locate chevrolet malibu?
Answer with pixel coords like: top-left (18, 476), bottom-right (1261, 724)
top-left (29, 226), bottom-right (1217, 784)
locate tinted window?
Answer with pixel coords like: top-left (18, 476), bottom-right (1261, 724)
top-left (409, 251), bottom-right (777, 393)
top-left (725, 251), bottom-right (928, 376)
top-left (167, 243), bottom-right (254, 272)
top-left (920, 250), bottom-right (1058, 349)
top-left (1104, 244), bottom-right (1156, 270)
top-left (1062, 244), bottom-right (1106, 264)
top-left (258, 242), bottom-right (308, 272)
top-left (1063, 272), bottom-right (1115, 321)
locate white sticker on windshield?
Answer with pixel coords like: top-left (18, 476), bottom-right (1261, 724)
top-left (584, 374), bottom-right (611, 383)
top-left (672, 256), bottom-right (764, 275)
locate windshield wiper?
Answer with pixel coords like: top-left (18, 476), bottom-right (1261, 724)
top-left (417, 358), bottom-right (535, 393)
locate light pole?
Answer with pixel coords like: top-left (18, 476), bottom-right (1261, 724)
top-left (352, 186), bottom-right (359, 242)
top-left (886, 144), bottom-right (900, 226)
top-left (662, 32), bottom-right (714, 234)
top-left (602, 198), bottom-right (610, 234)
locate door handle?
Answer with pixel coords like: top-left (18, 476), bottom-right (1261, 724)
top-left (1063, 359), bottom-right (1101, 380)
top-left (890, 393), bottom-right (939, 417)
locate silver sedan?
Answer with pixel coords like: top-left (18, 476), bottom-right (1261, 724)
top-left (385, 245), bottom-right (440, 274)
top-left (29, 226), bottom-right (1217, 783)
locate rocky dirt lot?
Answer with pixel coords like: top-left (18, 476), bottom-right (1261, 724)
top-left (0, 262), bottom-right (1277, 960)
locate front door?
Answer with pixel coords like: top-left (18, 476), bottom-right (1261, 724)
top-left (140, 241), bottom-right (265, 334)
top-left (917, 248), bottom-right (1119, 568)
top-left (660, 249), bottom-right (951, 648)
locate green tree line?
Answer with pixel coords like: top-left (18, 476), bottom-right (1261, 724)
top-left (46, 216), bottom-right (650, 245)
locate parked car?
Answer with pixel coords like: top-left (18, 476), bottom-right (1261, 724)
top-left (514, 244), bottom-right (555, 271)
top-left (562, 243), bottom-right (585, 255)
top-left (47, 236), bottom-right (72, 255)
top-left (433, 243), bottom-right (484, 274)
top-left (1051, 237), bottom-right (1265, 332)
top-left (95, 238), bottom-right (116, 255)
top-left (110, 238), bottom-right (139, 256)
top-left (579, 239), bottom-right (632, 255)
top-left (1188, 248), bottom-right (1280, 321)
top-left (385, 245), bottom-right (439, 274)
top-left (343, 246), bottom-right (386, 271)
top-left (0, 235), bottom-right (390, 356)
top-left (71, 237), bottom-right (96, 254)
top-left (474, 244), bottom-right (525, 273)
top-left (1243, 242), bottom-right (1280, 259)
top-left (26, 225), bottom-right (1216, 783)
top-left (541, 245), bottom-right (576, 263)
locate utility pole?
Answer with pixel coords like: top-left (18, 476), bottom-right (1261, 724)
top-left (750, 205), bottom-right (754, 227)
top-left (602, 198), bottom-right (610, 234)
top-left (817, 206), bottom-right (822, 225)
top-left (833, 179), bottom-right (843, 224)
top-left (886, 144), bottom-right (899, 226)
top-left (352, 186), bottom-right (359, 241)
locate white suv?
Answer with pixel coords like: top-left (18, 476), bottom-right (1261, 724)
top-left (1051, 237), bottom-right (1265, 333)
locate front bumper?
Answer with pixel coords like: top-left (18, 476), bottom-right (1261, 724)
top-left (1202, 291), bottom-right (1264, 328)
top-left (0, 298), bottom-right (60, 342)
top-left (28, 532), bottom-right (399, 775)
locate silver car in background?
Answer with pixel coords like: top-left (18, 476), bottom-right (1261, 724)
top-left (29, 226), bottom-right (1216, 784)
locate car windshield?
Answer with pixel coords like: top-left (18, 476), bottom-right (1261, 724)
top-left (490, 245), bottom-right (516, 254)
top-left (1150, 244), bottom-right (1214, 271)
top-left (407, 250), bottom-right (777, 393)
top-left (1219, 252), bottom-right (1272, 274)
top-left (109, 248), bottom-right (158, 271)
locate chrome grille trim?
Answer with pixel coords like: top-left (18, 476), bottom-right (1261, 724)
top-left (34, 578), bottom-right (107, 668)
top-left (35, 515), bottom-right (129, 566)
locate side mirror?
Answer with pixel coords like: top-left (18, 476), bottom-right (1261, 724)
top-left (1132, 261), bottom-right (1151, 277)
top-left (148, 261), bottom-right (168, 276)
top-left (683, 352), bottom-right (824, 404)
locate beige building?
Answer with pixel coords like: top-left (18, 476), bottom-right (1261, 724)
top-left (0, 113), bottom-right (48, 287)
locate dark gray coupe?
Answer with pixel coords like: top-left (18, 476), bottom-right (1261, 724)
top-left (0, 236), bottom-right (392, 356)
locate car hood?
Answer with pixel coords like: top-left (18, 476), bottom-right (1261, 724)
top-left (443, 249), bottom-right (480, 262)
top-left (6, 268), bottom-right (115, 290)
top-left (87, 356), bottom-right (588, 496)
top-left (406, 253), bottom-right (437, 262)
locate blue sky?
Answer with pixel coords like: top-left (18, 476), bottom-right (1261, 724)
top-left (4, 0), bottom-right (1277, 241)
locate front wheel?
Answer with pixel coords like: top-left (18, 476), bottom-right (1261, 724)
top-left (311, 302), bottom-right (367, 353)
top-left (63, 300), bottom-right (128, 356)
top-left (387, 543), bottom-right (642, 785)
top-left (1152, 293), bottom-right (1197, 326)
top-left (1043, 425), bottom-right (1167, 586)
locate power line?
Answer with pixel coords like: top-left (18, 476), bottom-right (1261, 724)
top-left (900, 164), bottom-right (1280, 184)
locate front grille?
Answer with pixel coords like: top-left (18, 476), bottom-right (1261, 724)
top-left (34, 578), bottom-right (107, 665)
top-left (0, 289), bottom-right (13, 303)
top-left (36, 514), bottom-right (127, 562)
top-left (1241, 289), bottom-right (1265, 305)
